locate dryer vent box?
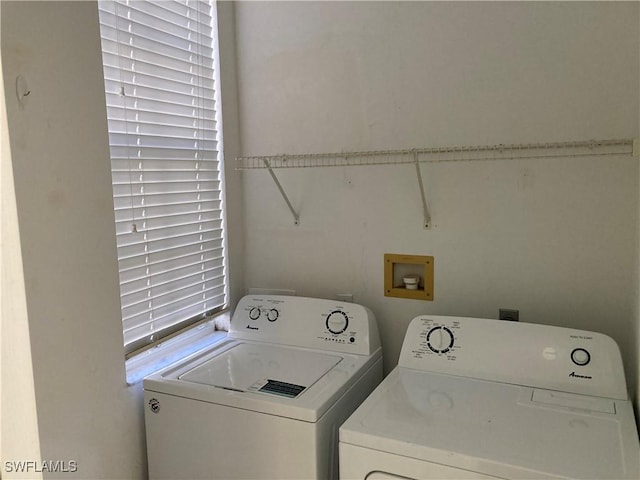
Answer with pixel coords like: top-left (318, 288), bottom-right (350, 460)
top-left (384, 253), bottom-right (434, 301)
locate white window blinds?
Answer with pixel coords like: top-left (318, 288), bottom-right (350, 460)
top-left (98, 0), bottom-right (227, 355)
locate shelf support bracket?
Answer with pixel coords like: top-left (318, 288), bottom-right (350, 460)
top-left (264, 159), bottom-right (300, 225)
top-left (413, 151), bottom-right (431, 229)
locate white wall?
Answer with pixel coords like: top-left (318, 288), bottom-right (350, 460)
top-left (217, 1), bottom-right (245, 306)
top-left (1, 2), bottom-right (145, 478)
top-left (1, 49), bottom-right (43, 480)
top-left (0, 1), bottom-right (637, 473)
top-left (1, 1), bottom-right (243, 477)
top-left (636, 29), bottom-right (640, 426)
top-left (235, 0), bottom-right (640, 411)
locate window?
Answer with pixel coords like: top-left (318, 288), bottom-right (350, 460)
top-left (98, 0), bottom-right (227, 356)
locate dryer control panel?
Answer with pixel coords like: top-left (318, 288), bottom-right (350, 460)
top-left (230, 295), bottom-right (381, 355)
top-left (399, 315), bottom-right (628, 400)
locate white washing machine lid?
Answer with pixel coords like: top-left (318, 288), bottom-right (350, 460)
top-left (340, 367), bottom-right (640, 479)
top-left (144, 339), bottom-right (380, 422)
top-left (179, 343), bottom-right (341, 398)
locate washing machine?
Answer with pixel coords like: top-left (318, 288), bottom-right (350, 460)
top-left (339, 315), bottom-right (640, 479)
top-left (143, 294), bottom-right (383, 480)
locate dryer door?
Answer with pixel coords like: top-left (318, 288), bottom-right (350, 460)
top-left (340, 443), bottom-right (504, 480)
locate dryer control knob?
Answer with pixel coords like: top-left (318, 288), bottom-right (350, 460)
top-left (267, 308), bottom-right (279, 322)
top-left (426, 326), bottom-right (455, 354)
top-left (326, 311), bottom-right (349, 335)
top-left (249, 307), bottom-right (261, 320)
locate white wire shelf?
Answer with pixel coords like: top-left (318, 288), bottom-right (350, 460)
top-left (236, 138), bottom-right (638, 228)
top-left (236, 139), bottom-right (636, 170)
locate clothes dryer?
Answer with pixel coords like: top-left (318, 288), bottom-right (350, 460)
top-left (144, 295), bottom-right (382, 480)
top-left (339, 315), bottom-right (639, 479)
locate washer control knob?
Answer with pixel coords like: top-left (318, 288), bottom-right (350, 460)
top-left (326, 310), bottom-right (349, 335)
top-left (427, 326), bottom-right (455, 354)
top-left (248, 307), bottom-right (261, 320)
top-left (267, 308), bottom-right (279, 322)
top-left (571, 348), bottom-right (591, 366)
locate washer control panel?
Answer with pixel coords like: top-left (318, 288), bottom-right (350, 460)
top-left (230, 295), bottom-right (381, 355)
top-left (399, 315), bottom-right (628, 400)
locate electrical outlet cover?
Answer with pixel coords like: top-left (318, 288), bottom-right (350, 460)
top-left (499, 309), bottom-right (519, 322)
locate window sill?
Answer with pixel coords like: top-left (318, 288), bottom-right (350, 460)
top-left (125, 312), bottom-right (229, 385)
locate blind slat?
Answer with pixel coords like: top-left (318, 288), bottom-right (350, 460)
top-left (123, 286), bottom-right (226, 331)
top-left (111, 159), bottom-right (220, 172)
top-left (118, 243), bottom-right (224, 274)
top-left (115, 204), bottom-right (222, 222)
top-left (117, 226), bottom-right (224, 257)
top-left (113, 191), bottom-right (220, 209)
top-left (98, 0), bottom-right (226, 355)
top-left (121, 265), bottom-right (225, 314)
top-left (109, 146), bottom-right (219, 162)
top-left (124, 286), bottom-right (226, 330)
top-left (120, 247), bottom-right (224, 280)
top-left (123, 289), bottom-right (226, 345)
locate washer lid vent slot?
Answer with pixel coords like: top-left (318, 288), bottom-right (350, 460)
top-left (260, 379), bottom-right (306, 398)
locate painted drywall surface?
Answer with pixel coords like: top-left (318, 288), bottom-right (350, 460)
top-left (636, 38), bottom-right (640, 428)
top-left (235, 0), bottom-right (640, 400)
top-left (1, 48), bottom-right (43, 480)
top-left (217, 0), bottom-right (245, 310)
top-left (636, 150), bottom-right (640, 428)
top-left (1, 2), bottom-right (145, 478)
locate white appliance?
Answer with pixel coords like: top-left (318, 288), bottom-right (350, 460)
top-left (339, 315), bottom-right (640, 479)
top-left (144, 295), bottom-right (383, 480)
